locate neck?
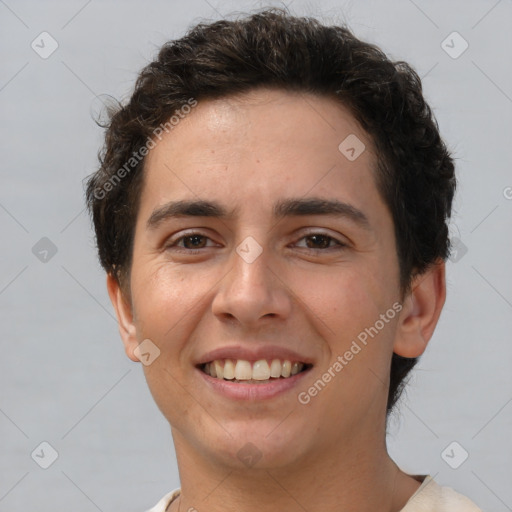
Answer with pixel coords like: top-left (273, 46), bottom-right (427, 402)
top-left (169, 428), bottom-right (421, 512)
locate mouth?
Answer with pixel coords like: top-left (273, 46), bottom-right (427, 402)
top-left (198, 358), bottom-right (313, 384)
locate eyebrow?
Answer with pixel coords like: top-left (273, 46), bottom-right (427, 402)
top-left (146, 197), bottom-right (371, 230)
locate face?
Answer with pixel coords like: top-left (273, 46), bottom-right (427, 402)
top-left (112, 88), bottom-right (416, 471)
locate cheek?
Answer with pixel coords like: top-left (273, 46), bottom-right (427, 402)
top-left (300, 263), bottom-right (396, 343)
top-left (130, 263), bottom-right (216, 431)
top-left (130, 260), bottom-right (231, 370)
top-left (132, 261), bottom-right (207, 337)
top-left (132, 271), bottom-right (184, 337)
top-left (300, 263), bottom-right (400, 408)
top-left (296, 266), bottom-right (398, 421)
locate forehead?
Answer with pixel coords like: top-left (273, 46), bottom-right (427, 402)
top-left (147, 88), bottom-right (370, 163)
top-left (139, 88), bottom-right (383, 223)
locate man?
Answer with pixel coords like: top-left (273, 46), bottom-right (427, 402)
top-left (86, 9), bottom-right (482, 512)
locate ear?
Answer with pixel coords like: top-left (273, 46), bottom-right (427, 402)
top-left (106, 273), bottom-right (139, 362)
top-left (393, 260), bottom-right (446, 358)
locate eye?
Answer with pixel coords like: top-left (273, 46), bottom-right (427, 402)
top-left (166, 232), bottom-right (217, 252)
top-left (165, 231), bottom-right (346, 254)
top-left (295, 233), bottom-right (346, 251)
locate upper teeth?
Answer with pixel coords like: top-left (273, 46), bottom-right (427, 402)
top-left (203, 359), bottom-right (305, 381)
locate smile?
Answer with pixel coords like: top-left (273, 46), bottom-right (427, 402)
top-left (200, 358), bottom-right (311, 383)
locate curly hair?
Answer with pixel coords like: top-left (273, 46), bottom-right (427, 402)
top-left (85, 8), bottom-right (456, 415)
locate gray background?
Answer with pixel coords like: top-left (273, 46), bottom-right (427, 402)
top-left (1, 0), bottom-right (511, 510)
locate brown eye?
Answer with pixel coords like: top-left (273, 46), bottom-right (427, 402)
top-left (296, 233), bottom-right (345, 251)
top-left (166, 232), bottom-right (217, 252)
top-left (181, 235), bottom-right (208, 249)
top-left (304, 234), bottom-right (333, 249)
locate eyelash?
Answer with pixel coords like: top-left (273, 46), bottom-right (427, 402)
top-left (166, 231), bottom-right (347, 254)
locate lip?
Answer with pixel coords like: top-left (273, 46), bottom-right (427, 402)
top-left (197, 365), bottom-right (312, 401)
top-left (195, 345), bottom-right (315, 366)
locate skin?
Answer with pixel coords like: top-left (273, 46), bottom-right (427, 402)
top-left (107, 88), bottom-right (446, 512)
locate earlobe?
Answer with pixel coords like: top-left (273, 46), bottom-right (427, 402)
top-left (393, 260), bottom-right (446, 359)
top-left (106, 273), bottom-right (140, 362)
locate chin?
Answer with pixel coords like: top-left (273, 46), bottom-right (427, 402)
top-left (199, 420), bottom-right (313, 471)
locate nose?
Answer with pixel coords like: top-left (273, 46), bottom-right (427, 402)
top-left (211, 243), bottom-right (292, 328)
